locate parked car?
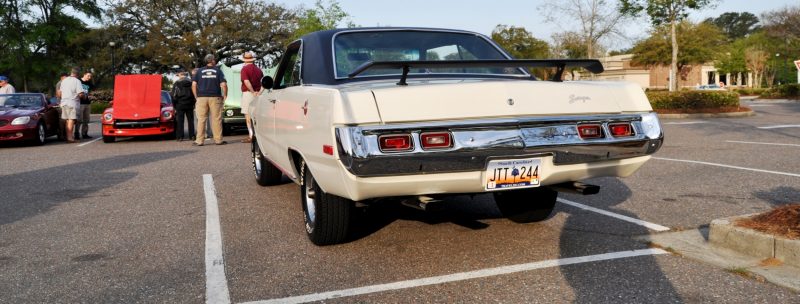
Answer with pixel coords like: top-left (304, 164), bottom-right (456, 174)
top-left (0, 93), bottom-right (61, 145)
top-left (250, 28), bottom-right (664, 245)
top-left (696, 84), bottom-right (726, 91)
top-left (101, 75), bottom-right (175, 143)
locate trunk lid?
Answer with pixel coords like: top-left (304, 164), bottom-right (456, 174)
top-left (112, 75), bottom-right (162, 120)
top-left (370, 79), bottom-right (637, 123)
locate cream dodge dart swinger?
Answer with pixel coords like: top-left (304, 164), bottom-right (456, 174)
top-left (251, 28), bottom-right (663, 245)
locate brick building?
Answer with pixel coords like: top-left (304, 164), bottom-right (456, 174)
top-left (584, 54), bottom-right (752, 89)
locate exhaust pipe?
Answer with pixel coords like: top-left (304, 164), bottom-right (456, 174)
top-left (400, 196), bottom-right (442, 211)
top-left (550, 181), bottom-right (600, 195)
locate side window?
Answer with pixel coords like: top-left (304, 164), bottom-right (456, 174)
top-left (275, 41), bottom-right (302, 89)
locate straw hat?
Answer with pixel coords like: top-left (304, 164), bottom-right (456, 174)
top-left (242, 51), bottom-right (256, 63)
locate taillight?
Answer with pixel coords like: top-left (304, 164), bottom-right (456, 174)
top-left (378, 134), bottom-right (413, 152)
top-left (577, 124), bottom-right (603, 139)
top-left (608, 123), bottom-right (633, 137)
top-left (420, 132), bottom-right (452, 149)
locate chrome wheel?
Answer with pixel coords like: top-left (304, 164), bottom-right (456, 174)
top-left (37, 124), bottom-right (45, 143)
top-left (304, 172), bottom-right (316, 226)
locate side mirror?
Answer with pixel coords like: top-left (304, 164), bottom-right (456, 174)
top-left (261, 76), bottom-right (274, 90)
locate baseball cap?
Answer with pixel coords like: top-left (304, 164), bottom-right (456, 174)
top-left (0, 76), bottom-right (8, 82)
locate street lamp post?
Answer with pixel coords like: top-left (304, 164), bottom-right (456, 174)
top-left (775, 53), bottom-right (781, 85)
top-left (109, 41), bottom-right (116, 76)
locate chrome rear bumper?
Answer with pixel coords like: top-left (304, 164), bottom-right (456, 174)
top-left (336, 113), bottom-right (663, 177)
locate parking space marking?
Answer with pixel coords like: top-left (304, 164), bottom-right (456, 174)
top-left (204, 174), bottom-right (231, 304)
top-left (726, 140), bottom-right (800, 147)
top-left (663, 121), bottom-right (706, 125)
top-left (557, 198), bottom-right (671, 231)
top-left (747, 104), bottom-right (773, 107)
top-left (76, 137), bottom-right (102, 147)
top-left (654, 157), bottom-right (800, 178)
top-left (757, 124), bottom-right (800, 129)
top-left (241, 248), bottom-right (668, 304)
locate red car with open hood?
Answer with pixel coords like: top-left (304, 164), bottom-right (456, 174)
top-left (102, 75), bottom-right (175, 143)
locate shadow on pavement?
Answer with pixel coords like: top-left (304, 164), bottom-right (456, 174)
top-left (559, 177), bottom-right (681, 302)
top-left (0, 151), bottom-right (195, 227)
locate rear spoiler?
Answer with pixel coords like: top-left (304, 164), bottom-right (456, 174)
top-left (347, 59), bottom-right (604, 85)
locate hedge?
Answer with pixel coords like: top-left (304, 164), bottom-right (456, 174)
top-left (645, 90), bottom-right (740, 110)
top-left (733, 87), bottom-right (768, 96)
top-left (761, 84), bottom-right (800, 99)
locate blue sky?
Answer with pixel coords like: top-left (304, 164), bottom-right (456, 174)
top-left (275, 0), bottom-right (796, 50)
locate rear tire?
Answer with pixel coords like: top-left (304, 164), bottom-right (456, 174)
top-left (300, 160), bottom-right (353, 245)
top-left (494, 187), bottom-right (558, 223)
top-left (102, 135), bottom-right (115, 143)
top-left (252, 138), bottom-right (282, 186)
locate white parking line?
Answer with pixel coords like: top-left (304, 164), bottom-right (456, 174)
top-left (557, 198), bottom-right (671, 232)
top-left (76, 137), bottom-right (102, 147)
top-left (726, 140), bottom-right (800, 147)
top-left (747, 104), bottom-right (773, 107)
top-left (654, 157), bottom-right (800, 178)
top-left (204, 174), bottom-right (231, 304)
top-left (240, 248), bottom-right (668, 304)
top-left (758, 124), bottom-right (800, 129)
top-left (663, 121), bottom-right (706, 125)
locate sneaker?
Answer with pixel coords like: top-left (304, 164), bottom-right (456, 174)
top-left (192, 142), bottom-right (203, 146)
top-left (215, 141), bottom-right (227, 145)
top-left (83, 135), bottom-right (92, 139)
top-left (241, 137), bottom-right (252, 143)
top-left (190, 136), bottom-right (196, 140)
top-left (177, 138), bottom-right (184, 142)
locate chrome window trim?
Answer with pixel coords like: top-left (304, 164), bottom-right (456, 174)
top-left (330, 28), bottom-right (530, 80)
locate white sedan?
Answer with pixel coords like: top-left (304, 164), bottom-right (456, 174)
top-left (251, 28), bottom-right (663, 245)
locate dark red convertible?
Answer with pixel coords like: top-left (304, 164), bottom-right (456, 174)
top-left (0, 93), bottom-right (61, 145)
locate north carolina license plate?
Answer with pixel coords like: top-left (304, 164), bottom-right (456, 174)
top-left (484, 158), bottom-right (541, 191)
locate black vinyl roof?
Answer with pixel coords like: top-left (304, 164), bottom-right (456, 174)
top-left (296, 27), bottom-right (515, 85)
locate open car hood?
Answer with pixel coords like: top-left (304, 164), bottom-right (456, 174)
top-left (112, 75), bottom-right (162, 120)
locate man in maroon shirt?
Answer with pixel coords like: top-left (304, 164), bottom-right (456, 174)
top-left (240, 51), bottom-right (263, 143)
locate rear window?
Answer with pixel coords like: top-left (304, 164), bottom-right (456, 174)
top-left (333, 31), bottom-right (524, 79)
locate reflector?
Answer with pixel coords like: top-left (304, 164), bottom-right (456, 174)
top-left (577, 125), bottom-right (603, 139)
top-left (379, 134), bottom-right (413, 152)
top-left (420, 132), bottom-right (452, 149)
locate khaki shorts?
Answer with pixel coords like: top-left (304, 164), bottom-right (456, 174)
top-left (61, 105), bottom-right (77, 120)
top-left (241, 91), bottom-right (256, 115)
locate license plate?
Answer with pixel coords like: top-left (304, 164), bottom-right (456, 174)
top-left (484, 158), bottom-right (541, 191)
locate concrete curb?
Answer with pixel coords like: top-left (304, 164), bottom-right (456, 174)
top-left (710, 215), bottom-right (800, 268)
top-left (657, 110), bottom-right (755, 119)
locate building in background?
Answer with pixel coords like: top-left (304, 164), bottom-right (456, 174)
top-left (586, 54), bottom-right (753, 89)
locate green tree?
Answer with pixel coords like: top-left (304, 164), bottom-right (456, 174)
top-left (620, 0), bottom-right (718, 91)
top-left (491, 25), bottom-right (551, 60)
top-left (631, 21), bottom-right (725, 87)
top-left (0, 0), bottom-right (101, 92)
top-left (291, 0), bottom-right (352, 41)
top-left (760, 5), bottom-right (800, 84)
top-left (703, 12), bottom-right (760, 40)
top-left (106, 0), bottom-right (296, 72)
top-left (491, 25), bottom-right (551, 78)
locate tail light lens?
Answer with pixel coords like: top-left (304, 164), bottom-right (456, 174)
top-left (420, 132), bottom-right (452, 149)
top-left (608, 123), bottom-right (633, 137)
top-left (577, 124), bottom-right (603, 139)
top-left (379, 134), bottom-right (413, 152)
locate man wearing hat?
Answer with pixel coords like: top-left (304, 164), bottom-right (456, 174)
top-left (240, 51), bottom-right (263, 143)
top-left (0, 76), bottom-right (15, 94)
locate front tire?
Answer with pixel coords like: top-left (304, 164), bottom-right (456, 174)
top-left (301, 160), bottom-right (353, 245)
top-left (494, 187), bottom-right (558, 223)
top-left (102, 135), bottom-right (115, 143)
top-left (252, 138), bottom-right (282, 186)
top-left (32, 122), bottom-right (46, 146)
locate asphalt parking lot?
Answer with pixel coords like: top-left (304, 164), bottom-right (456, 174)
top-left (1, 100), bottom-right (799, 303)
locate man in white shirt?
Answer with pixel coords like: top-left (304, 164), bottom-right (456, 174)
top-left (59, 68), bottom-right (85, 143)
top-left (0, 76), bottom-right (15, 94)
